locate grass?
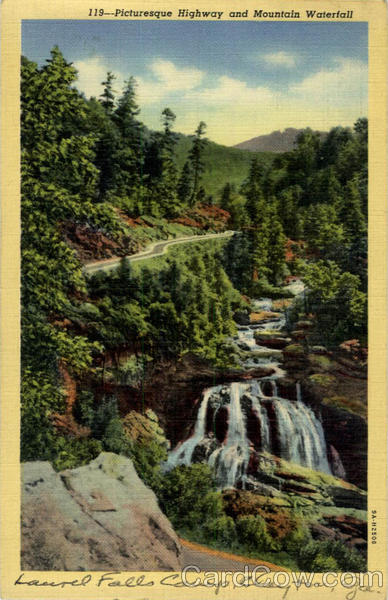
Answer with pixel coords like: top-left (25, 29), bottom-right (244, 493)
top-left (322, 395), bottom-right (367, 419)
top-left (123, 220), bottom-right (211, 249)
top-left (130, 238), bottom-right (231, 276)
top-left (309, 354), bottom-right (334, 370)
top-left (175, 135), bottom-right (274, 198)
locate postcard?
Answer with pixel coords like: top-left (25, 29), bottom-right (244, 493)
top-left (1, 0), bottom-right (387, 598)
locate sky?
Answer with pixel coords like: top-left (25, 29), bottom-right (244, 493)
top-left (22, 20), bottom-right (368, 146)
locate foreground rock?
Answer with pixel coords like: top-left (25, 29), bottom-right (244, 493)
top-left (21, 453), bottom-right (182, 571)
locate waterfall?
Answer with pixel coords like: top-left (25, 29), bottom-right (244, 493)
top-left (272, 398), bottom-right (331, 474)
top-left (251, 395), bottom-right (271, 452)
top-left (208, 382), bottom-right (250, 489)
top-left (165, 380), bottom-right (332, 487)
top-left (165, 387), bottom-right (220, 470)
top-left (165, 298), bottom-right (332, 488)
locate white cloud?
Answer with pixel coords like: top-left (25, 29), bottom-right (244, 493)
top-left (187, 75), bottom-right (273, 106)
top-left (263, 51), bottom-right (298, 68)
top-left (290, 58), bottom-right (367, 106)
top-left (137, 59), bottom-right (204, 106)
top-left (172, 61), bottom-right (367, 144)
top-left (150, 59), bottom-right (203, 91)
top-left (74, 56), bottom-right (124, 99)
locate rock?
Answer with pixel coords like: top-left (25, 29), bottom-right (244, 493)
top-left (320, 514), bottom-right (367, 555)
top-left (276, 378), bottom-right (298, 401)
top-left (21, 453), bottom-right (182, 571)
top-left (290, 329), bottom-right (307, 340)
top-left (327, 485), bottom-right (367, 510)
top-left (242, 478), bottom-right (283, 497)
top-left (324, 514), bottom-right (367, 539)
top-left (234, 310), bottom-right (250, 325)
top-left (250, 310), bottom-right (282, 323)
top-left (295, 320), bottom-right (313, 329)
top-left (254, 334), bottom-right (291, 349)
top-left (328, 445), bottom-right (347, 480)
top-left (192, 437), bottom-right (219, 462)
top-left (311, 345), bottom-right (328, 354)
top-left (238, 341), bottom-right (256, 352)
top-left (283, 344), bottom-right (306, 357)
top-left (302, 373), bottom-right (337, 404)
top-left (310, 522), bottom-right (338, 541)
top-left (321, 404), bottom-right (367, 489)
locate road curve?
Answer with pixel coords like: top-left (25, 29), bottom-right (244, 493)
top-left (180, 538), bottom-right (286, 572)
top-left (84, 230), bottom-right (235, 274)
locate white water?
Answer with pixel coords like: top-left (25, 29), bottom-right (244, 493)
top-left (164, 387), bottom-right (220, 469)
top-left (166, 380), bottom-right (331, 487)
top-left (208, 382), bottom-right (250, 489)
top-left (273, 398), bottom-right (331, 474)
top-left (165, 294), bottom-right (332, 487)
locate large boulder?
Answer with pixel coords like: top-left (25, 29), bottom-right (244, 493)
top-left (21, 452), bottom-right (182, 571)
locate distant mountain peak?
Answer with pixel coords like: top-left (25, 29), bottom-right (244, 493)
top-left (233, 128), bottom-right (326, 153)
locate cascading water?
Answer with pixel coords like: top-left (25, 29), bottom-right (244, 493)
top-left (208, 382), bottom-right (250, 489)
top-left (165, 386), bottom-right (221, 469)
top-left (165, 380), bottom-right (331, 488)
top-left (165, 288), bottom-right (332, 488)
top-left (272, 398), bottom-right (331, 473)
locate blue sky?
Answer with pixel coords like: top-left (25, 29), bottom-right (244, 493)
top-left (22, 20), bottom-right (368, 145)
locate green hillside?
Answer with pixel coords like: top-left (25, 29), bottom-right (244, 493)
top-left (174, 134), bottom-right (274, 200)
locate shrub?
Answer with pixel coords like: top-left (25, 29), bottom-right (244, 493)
top-left (297, 539), bottom-right (366, 572)
top-left (158, 464), bottom-right (222, 531)
top-left (311, 554), bottom-right (339, 572)
top-left (204, 515), bottom-right (237, 546)
top-left (236, 514), bottom-right (273, 552)
top-left (297, 541), bottom-right (321, 570)
top-left (283, 523), bottom-right (311, 555)
top-left (129, 438), bottom-right (168, 492)
top-left (73, 390), bottom-right (95, 427)
top-left (52, 437), bottom-right (103, 471)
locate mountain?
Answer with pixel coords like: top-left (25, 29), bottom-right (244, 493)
top-left (175, 134), bottom-right (274, 199)
top-left (233, 128), bottom-right (327, 153)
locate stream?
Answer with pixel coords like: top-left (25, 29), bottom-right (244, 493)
top-left (165, 284), bottom-right (332, 490)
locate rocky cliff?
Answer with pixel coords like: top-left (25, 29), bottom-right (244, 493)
top-left (21, 453), bottom-right (182, 571)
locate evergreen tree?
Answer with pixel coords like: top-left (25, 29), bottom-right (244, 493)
top-left (177, 161), bottom-right (193, 206)
top-left (188, 121), bottom-right (207, 206)
top-left (267, 205), bottom-right (286, 285)
top-left (100, 71), bottom-right (116, 115)
top-left (21, 48), bottom-right (120, 460)
top-left (243, 157), bottom-right (265, 224)
top-left (340, 179), bottom-right (367, 240)
top-left (113, 77), bottom-right (144, 199)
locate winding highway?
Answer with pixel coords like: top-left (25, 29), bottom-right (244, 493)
top-left (84, 230), bottom-right (235, 274)
top-left (180, 538), bottom-right (285, 572)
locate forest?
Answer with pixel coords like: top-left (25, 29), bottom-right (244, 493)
top-left (20, 47), bottom-right (368, 571)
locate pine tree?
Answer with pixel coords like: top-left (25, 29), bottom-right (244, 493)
top-left (188, 121), bottom-right (207, 206)
top-left (100, 71), bottom-right (116, 115)
top-left (340, 179), bottom-right (367, 240)
top-left (177, 161), bottom-right (193, 206)
top-left (113, 77), bottom-right (144, 198)
top-left (267, 205), bottom-right (286, 285)
top-left (244, 157), bottom-right (265, 224)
